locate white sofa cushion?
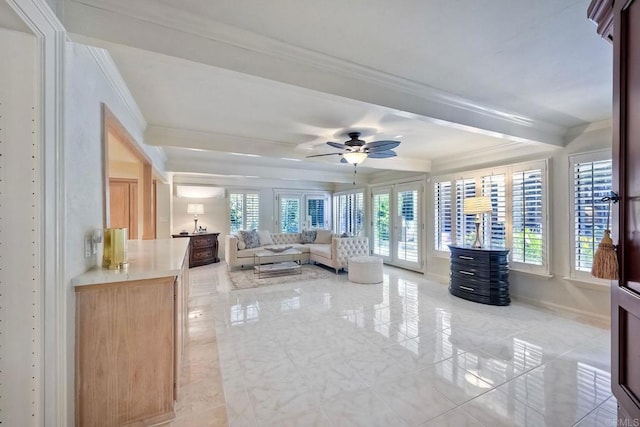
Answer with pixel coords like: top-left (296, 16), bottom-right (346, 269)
top-left (257, 230), bottom-right (274, 245)
top-left (307, 243), bottom-right (331, 258)
top-left (314, 229), bottom-right (333, 244)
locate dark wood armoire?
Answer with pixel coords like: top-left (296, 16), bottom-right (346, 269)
top-left (589, 0), bottom-right (640, 422)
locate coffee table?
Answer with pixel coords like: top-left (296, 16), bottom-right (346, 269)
top-left (253, 248), bottom-right (302, 279)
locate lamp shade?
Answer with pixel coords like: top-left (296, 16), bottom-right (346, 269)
top-left (187, 203), bottom-right (204, 215)
top-left (342, 151), bottom-right (367, 165)
top-left (463, 196), bottom-right (492, 215)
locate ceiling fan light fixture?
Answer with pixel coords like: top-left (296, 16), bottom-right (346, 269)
top-left (343, 151), bottom-right (367, 165)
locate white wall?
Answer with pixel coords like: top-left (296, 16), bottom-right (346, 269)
top-left (64, 41), bottom-right (159, 423)
top-left (425, 124), bottom-right (613, 323)
top-left (156, 181), bottom-right (172, 238)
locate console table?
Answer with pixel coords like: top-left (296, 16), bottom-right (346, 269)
top-left (448, 245), bottom-right (510, 306)
top-left (172, 232), bottom-right (220, 268)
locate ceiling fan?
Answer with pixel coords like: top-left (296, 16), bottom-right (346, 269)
top-left (306, 132), bottom-right (400, 165)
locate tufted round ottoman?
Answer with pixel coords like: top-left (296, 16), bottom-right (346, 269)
top-left (348, 256), bottom-right (383, 284)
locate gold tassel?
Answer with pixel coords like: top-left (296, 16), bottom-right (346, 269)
top-left (591, 229), bottom-right (618, 280)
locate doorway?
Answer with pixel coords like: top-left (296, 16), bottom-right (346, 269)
top-left (371, 181), bottom-right (423, 271)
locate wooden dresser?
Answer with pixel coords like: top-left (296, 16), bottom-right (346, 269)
top-left (73, 239), bottom-right (190, 426)
top-left (448, 245), bottom-right (510, 306)
top-left (172, 232), bottom-right (220, 268)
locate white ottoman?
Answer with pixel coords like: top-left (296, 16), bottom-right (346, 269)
top-left (348, 256), bottom-right (383, 284)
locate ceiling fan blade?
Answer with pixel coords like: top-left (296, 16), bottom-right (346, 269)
top-left (365, 140), bottom-right (400, 152)
top-left (306, 153), bottom-right (342, 158)
top-left (327, 141), bottom-right (347, 149)
top-left (367, 150), bottom-right (397, 159)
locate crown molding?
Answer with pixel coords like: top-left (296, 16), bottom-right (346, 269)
top-left (85, 45), bottom-right (146, 131)
top-left (67, 0), bottom-right (566, 147)
top-left (430, 140), bottom-right (557, 174)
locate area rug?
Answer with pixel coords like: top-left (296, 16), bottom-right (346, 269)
top-left (228, 264), bottom-right (337, 290)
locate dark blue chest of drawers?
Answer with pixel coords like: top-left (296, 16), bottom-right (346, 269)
top-left (448, 245), bottom-right (510, 306)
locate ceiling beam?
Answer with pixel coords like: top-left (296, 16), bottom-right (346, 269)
top-left (65, 0), bottom-right (567, 148)
top-left (166, 158), bottom-right (359, 184)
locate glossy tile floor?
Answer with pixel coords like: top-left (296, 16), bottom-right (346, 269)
top-left (194, 263), bottom-right (615, 426)
top-left (169, 267), bottom-right (229, 426)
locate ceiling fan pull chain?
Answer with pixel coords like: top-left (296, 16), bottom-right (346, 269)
top-left (353, 164), bottom-right (357, 185)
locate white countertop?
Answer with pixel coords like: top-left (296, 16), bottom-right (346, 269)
top-left (72, 238), bottom-right (190, 287)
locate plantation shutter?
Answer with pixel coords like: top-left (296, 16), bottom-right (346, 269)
top-left (333, 192), bottom-right (364, 235)
top-left (455, 178), bottom-right (477, 246)
top-left (573, 159), bottom-right (612, 272)
top-left (511, 169), bottom-right (544, 265)
top-left (245, 193), bottom-right (260, 230)
top-left (229, 192), bottom-right (260, 232)
top-left (481, 174), bottom-right (506, 249)
top-left (307, 198), bottom-right (325, 228)
top-left (279, 196), bottom-right (300, 233)
top-left (434, 181), bottom-right (452, 251)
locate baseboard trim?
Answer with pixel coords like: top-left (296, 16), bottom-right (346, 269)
top-left (514, 295), bottom-right (610, 328)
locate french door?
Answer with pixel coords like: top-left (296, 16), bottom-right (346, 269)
top-left (371, 182), bottom-right (423, 270)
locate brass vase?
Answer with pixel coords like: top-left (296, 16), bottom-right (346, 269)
top-left (103, 228), bottom-right (128, 269)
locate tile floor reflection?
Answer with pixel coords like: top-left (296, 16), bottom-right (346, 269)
top-left (189, 263), bottom-right (614, 426)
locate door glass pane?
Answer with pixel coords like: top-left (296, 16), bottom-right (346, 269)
top-left (373, 193), bottom-right (390, 256)
top-left (398, 189), bottom-right (419, 262)
top-left (280, 197), bottom-right (300, 233)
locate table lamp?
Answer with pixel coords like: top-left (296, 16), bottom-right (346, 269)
top-left (187, 203), bottom-right (204, 233)
top-left (463, 196), bottom-right (492, 248)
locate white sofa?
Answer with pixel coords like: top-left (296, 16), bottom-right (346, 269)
top-left (224, 232), bottom-right (370, 273)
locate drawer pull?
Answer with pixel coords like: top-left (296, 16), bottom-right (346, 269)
top-left (459, 255), bottom-right (474, 260)
top-left (459, 270), bottom-right (474, 276)
top-left (459, 285), bottom-right (474, 292)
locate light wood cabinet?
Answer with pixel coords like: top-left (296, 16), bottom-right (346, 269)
top-left (75, 248), bottom-right (188, 426)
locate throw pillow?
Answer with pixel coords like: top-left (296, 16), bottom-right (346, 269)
top-left (257, 230), bottom-right (274, 246)
top-left (239, 230), bottom-right (260, 249)
top-left (340, 232), bottom-right (350, 238)
top-left (314, 229), bottom-right (333, 244)
top-left (301, 230), bottom-right (317, 244)
top-left (237, 240), bottom-right (246, 250)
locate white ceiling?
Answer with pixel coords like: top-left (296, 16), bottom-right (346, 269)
top-left (63, 0), bottom-right (612, 184)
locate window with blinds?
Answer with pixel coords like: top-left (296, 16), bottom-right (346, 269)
top-left (512, 169), bottom-right (543, 265)
top-left (245, 193), bottom-right (260, 230)
top-left (481, 174), bottom-right (506, 249)
top-left (333, 191), bottom-right (364, 235)
top-left (307, 198), bottom-right (326, 229)
top-left (456, 178), bottom-right (477, 247)
top-left (433, 160), bottom-right (547, 273)
top-left (229, 192), bottom-right (260, 233)
top-left (434, 181), bottom-right (452, 251)
top-left (279, 196), bottom-right (301, 233)
top-left (572, 157), bottom-right (612, 273)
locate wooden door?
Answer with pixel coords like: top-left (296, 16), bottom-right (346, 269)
top-left (109, 179), bottom-right (138, 239)
top-left (612, 0), bottom-right (640, 421)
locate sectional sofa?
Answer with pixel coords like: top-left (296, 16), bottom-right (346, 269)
top-left (224, 230), bottom-right (370, 273)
